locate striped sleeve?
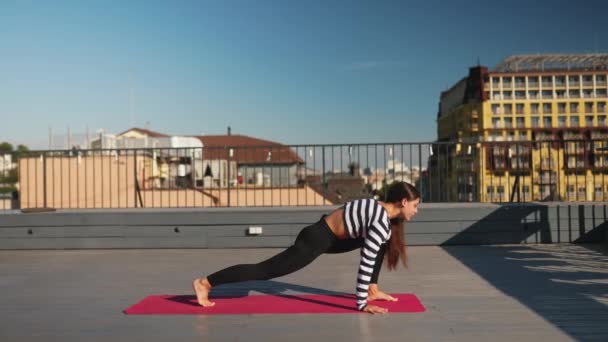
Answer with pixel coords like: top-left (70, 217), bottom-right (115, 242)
top-left (355, 202), bottom-right (391, 311)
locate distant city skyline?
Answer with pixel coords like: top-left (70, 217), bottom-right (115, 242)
top-left (1, 0), bottom-right (607, 149)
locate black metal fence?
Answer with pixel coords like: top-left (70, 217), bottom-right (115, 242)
top-left (2, 140), bottom-right (608, 212)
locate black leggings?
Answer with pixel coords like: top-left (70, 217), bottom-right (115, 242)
top-left (207, 216), bottom-right (386, 286)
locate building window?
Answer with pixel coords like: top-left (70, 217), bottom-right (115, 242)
top-left (583, 75), bottom-right (593, 86)
top-left (504, 104), bottom-right (513, 114)
top-left (558, 102), bottom-right (567, 114)
top-left (598, 89), bottom-right (608, 98)
top-left (568, 75), bottom-right (580, 86)
top-left (555, 76), bottom-right (566, 86)
top-left (516, 117), bottom-right (525, 128)
top-left (503, 91), bottom-right (512, 100)
top-left (528, 76), bottom-right (539, 87)
top-left (542, 103), bottom-right (552, 114)
top-left (529, 90), bottom-right (539, 99)
top-left (569, 89), bottom-right (580, 98)
top-left (570, 116), bottom-right (580, 127)
top-left (531, 116), bottom-right (540, 128)
top-left (519, 131), bottom-right (527, 140)
top-left (583, 89), bottom-right (593, 98)
top-left (515, 77), bottom-right (525, 88)
top-left (542, 90), bottom-right (553, 99)
top-left (558, 116), bottom-right (567, 127)
top-left (599, 115), bottom-right (607, 126)
top-left (556, 90), bottom-right (566, 98)
top-left (516, 103), bottom-right (525, 114)
top-left (531, 103), bottom-right (540, 114)
top-left (504, 117), bottom-right (513, 128)
top-left (492, 104), bottom-right (501, 115)
top-left (599, 102), bottom-right (607, 113)
top-left (543, 116), bottom-right (552, 128)
top-left (542, 76), bottom-right (552, 87)
top-left (585, 102), bottom-right (594, 113)
top-left (585, 115), bottom-right (594, 126)
top-left (570, 103), bottom-right (579, 114)
top-left (492, 118), bottom-right (501, 128)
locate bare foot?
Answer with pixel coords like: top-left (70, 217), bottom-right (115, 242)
top-left (368, 288), bottom-right (398, 302)
top-left (192, 278), bottom-right (215, 307)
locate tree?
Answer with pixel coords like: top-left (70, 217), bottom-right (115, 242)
top-left (14, 144), bottom-right (30, 158)
top-left (0, 142), bottom-right (14, 154)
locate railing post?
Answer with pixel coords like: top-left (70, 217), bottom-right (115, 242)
top-left (42, 153), bottom-right (47, 208)
top-left (227, 146), bottom-right (231, 207)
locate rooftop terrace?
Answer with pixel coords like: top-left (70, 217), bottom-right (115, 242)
top-left (1, 243), bottom-right (606, 341)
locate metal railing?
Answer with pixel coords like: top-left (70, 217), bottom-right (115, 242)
top-left (3, 139), bottom-right (608, 212)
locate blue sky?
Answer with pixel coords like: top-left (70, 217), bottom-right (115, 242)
top-left (1, 0), bottom-right (607, 149)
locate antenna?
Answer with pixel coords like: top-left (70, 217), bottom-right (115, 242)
top-left (129, 71), bottom-right (135, 128)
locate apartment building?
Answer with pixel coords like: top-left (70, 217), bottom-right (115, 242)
top-left (433, 54), bottom-right (608, 202)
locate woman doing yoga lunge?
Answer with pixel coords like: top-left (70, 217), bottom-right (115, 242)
top-left (193, 181), bottom-right (420, 314)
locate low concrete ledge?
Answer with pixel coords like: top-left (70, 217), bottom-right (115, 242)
top-left (0, 202), bottom-right (606, 249)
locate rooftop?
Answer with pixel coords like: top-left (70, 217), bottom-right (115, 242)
top-left (1, 243), bottom-right (606, 341)
top-left (493, 54), bottom-right (608, 73)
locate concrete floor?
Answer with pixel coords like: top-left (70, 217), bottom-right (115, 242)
top-left (0, 244), bottom-right (607, 342)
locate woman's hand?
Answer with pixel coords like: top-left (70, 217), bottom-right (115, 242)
top-left (363, 304), bottom-right (388, 314)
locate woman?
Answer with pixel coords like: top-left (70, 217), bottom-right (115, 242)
top-left (193, 181), bottom-right (420, 314)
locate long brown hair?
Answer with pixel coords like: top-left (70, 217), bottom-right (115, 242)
top-left (384, 181), bottom-right (419, 270)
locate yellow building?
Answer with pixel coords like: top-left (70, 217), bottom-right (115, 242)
top-left (433, 54), bottom-right (608, 202)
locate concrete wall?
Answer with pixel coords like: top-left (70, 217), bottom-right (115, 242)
top-left (0, 202), bottom-right (606, 249)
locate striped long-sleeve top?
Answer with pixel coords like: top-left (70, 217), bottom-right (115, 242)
top-left (343, 198), bottom-right (392, 311)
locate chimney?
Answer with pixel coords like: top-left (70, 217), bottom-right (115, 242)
top-left (227, 126), bottom-right (231, 136)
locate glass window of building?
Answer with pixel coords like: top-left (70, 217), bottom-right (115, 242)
top-left (585, 102), bottom-right (594, 113)
top-left (515, 91), bottom-right (525, 99)
top-left (519, 131), bottom-right (527, 140)
top-left (558, 116), bottom-right (567, 127)
top-left (569, 89), bottom-right (580, 98)
top-left (492, 117), bottom-right (501, 128)
top-left (599, 102), bottom-right (607, 113)
top-left (504, 103), bottom-right (513, 114)
top-left (516, 103), bottom-right (525, 114)
top-left (556, 90), bottom-right (566, 98)
top-left (558, 102), bottom-right (567, 113)
top-left (542, 103), bottom-right (552, 114)
top-left (528, 76), bottom-right (539, 87)
top-left (568, 75), bottom-right (580, 86)
top-left (492, 104), bottom-right (501, 115)
top-left (570, 116), bottom-right (580, 127)
top-left (570, 103), bottom-right (579, 113)
top-left (503, 91), bottom-right (512, 100)
top-left (504, 117), bottom-right (513, 128)
top-left (543, 116), bottom-right (552, 127)
top-left (583, 75), bottom-right (593, 86)
top-left (529, 90), bottom-right (539, 99)
top-left (555, 76), bottom-right (566, 86)
top-left (531, 116), bottom-right (540, 127)
top-left (516, 117), bottom-right (525, 128)
top-left (531, 103), bottom-right (540, 114)
top-left (585, 115), bottom-right (594, 126)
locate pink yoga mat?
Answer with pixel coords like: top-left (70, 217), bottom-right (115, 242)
top-left (124, 293), bottom-right (425, 315)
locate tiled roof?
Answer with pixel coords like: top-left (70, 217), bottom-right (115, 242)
top-left (196, 135), bottom-right (304, 165)
top-left (117, 127), bottom-right (170, 138)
